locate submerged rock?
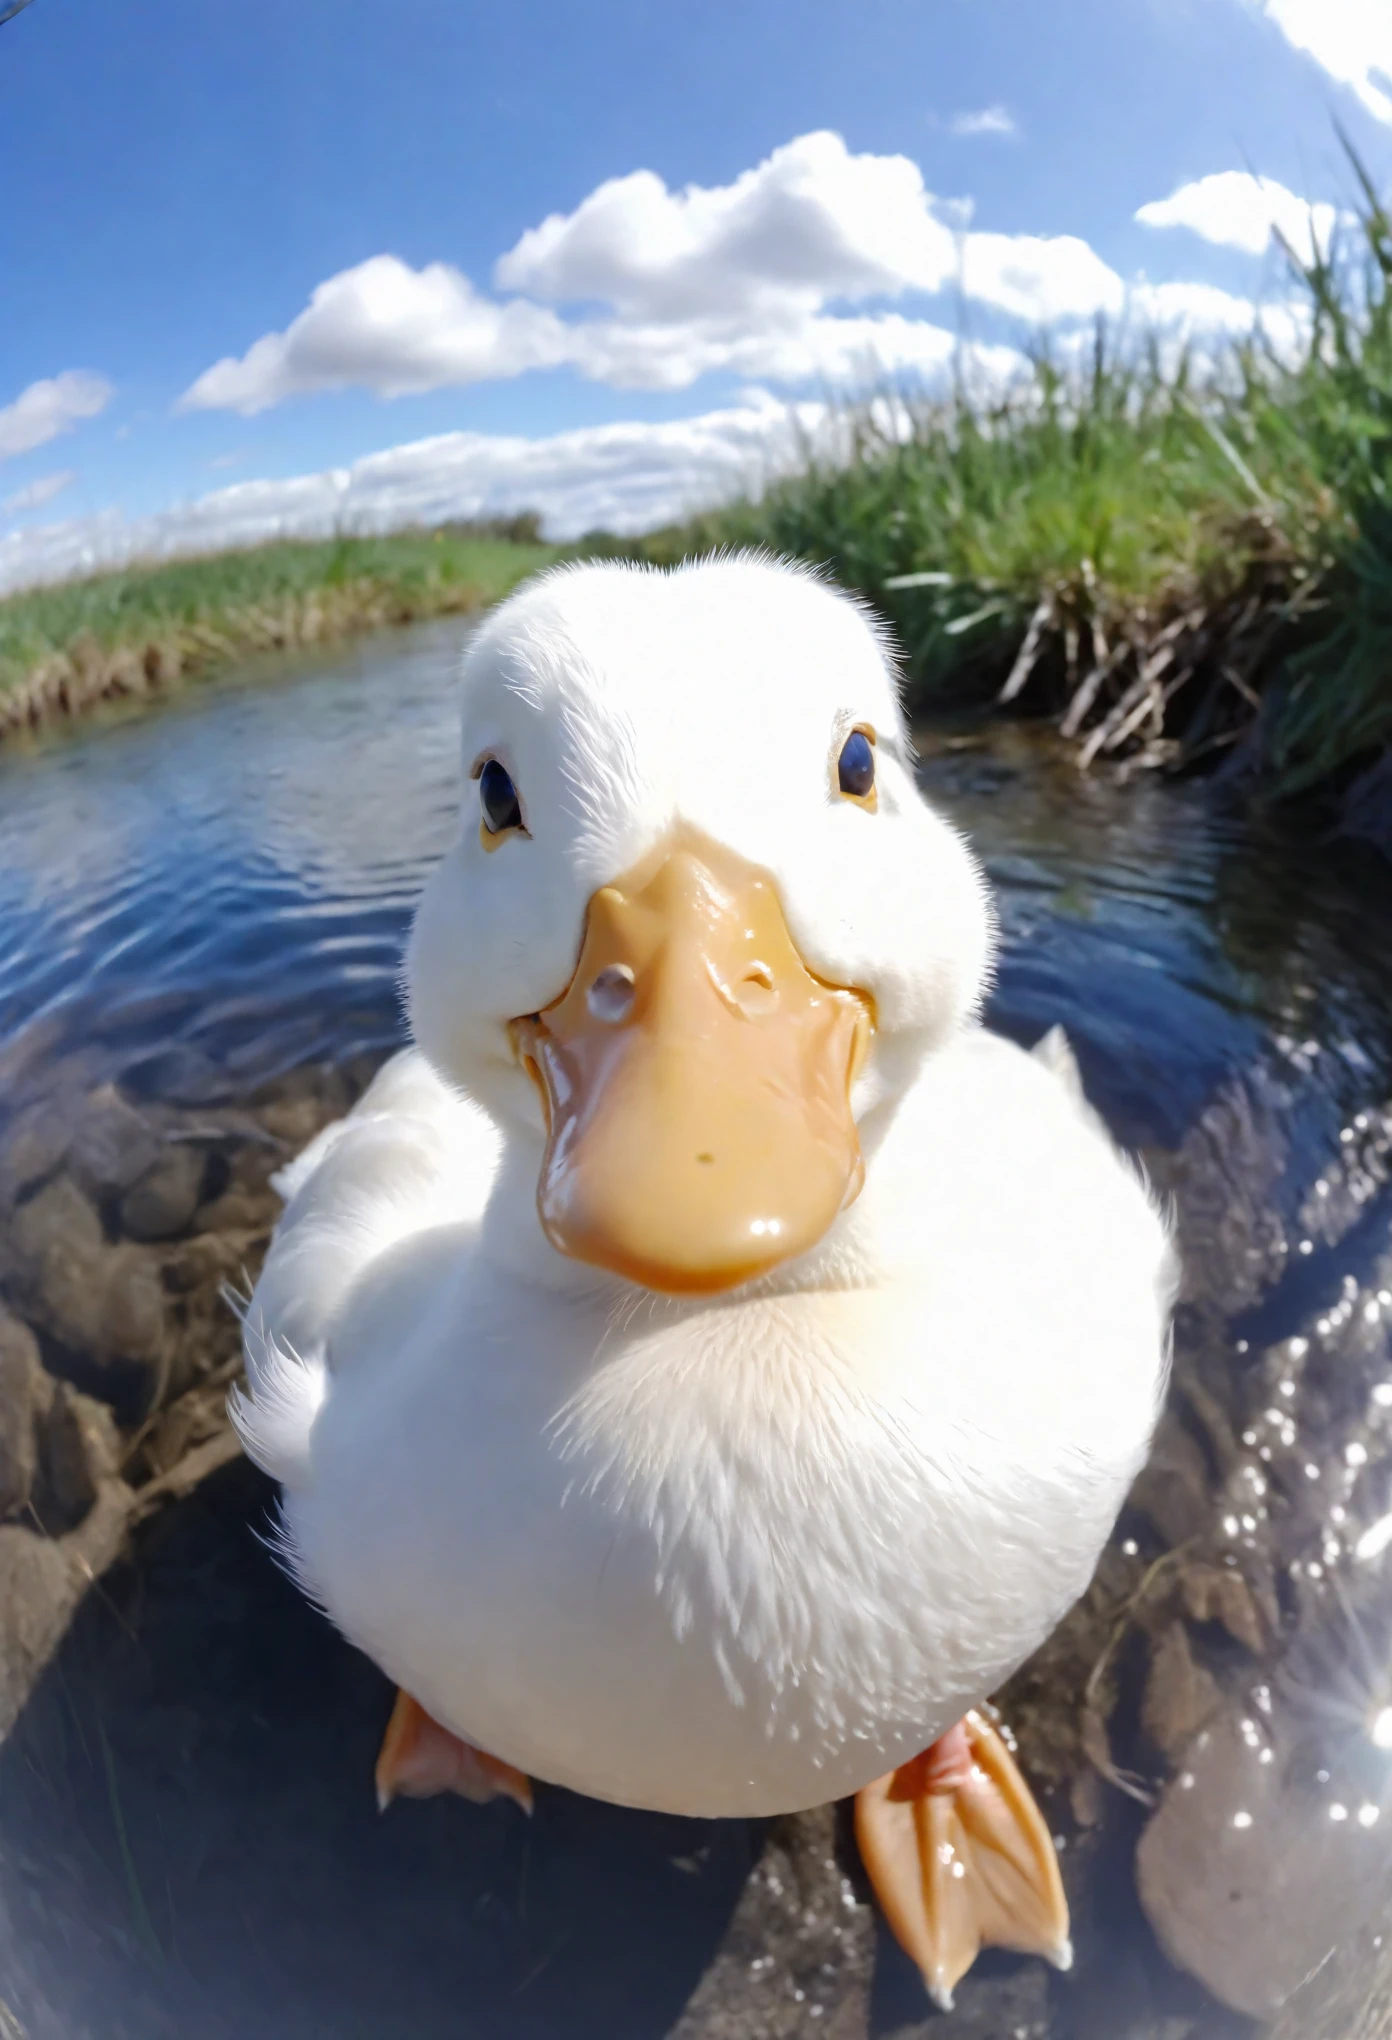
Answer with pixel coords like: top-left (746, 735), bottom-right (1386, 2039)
top-left (1136, 1701), bottom-right (1387, 2019)
top-left (35, 1381), bottom-right (122, 1533)
top-left (0, 1101), bottom-right (72, 1207)
top-left (0, 1306), bottom-right (123, 1536)
top-left (1177, 1562), bottom-right (1269, 1656)
top-left (0, 1059), bottom-right (365, 1748)
top-left (118, 1141), bottom-right (207, 1240)
top-left (66, 1083), bottom-right (163, 1200)
top-left (1140, 1625), bottom-right (1222, 1761)
top-left (668, 1807), bottom-right (874, 2040)
top-left (0, 1484), bottom-right (133, 1742)
top-left (0, 1311), bottom-right (45, 1520)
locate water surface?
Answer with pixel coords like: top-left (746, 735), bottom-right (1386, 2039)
top-left (3, 621), bottom-right (1392, 2039)
top-left (3, 618), bottom-right (1389, 1156)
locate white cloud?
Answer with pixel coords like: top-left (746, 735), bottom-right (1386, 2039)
top-left (0, 372), bottom-right (112, 462)
top-left (0, 395), bottom-right (819, 596)
top-left (2, 469), bottom-right (76, 514)
top-left (494, 131), bottom-right (959, 319)
top-left (1249, 0), bottom-right (1392, 123)
top-left (960, 232), bottom-right (1123, 322)
top-left (499, 130), bottom-right (1120, 328)
top-left (1137, 170), bottom-right (1340, 262)
top-left (566, 310), bottom-right (1015, 392)
top-left (179, 132), bottom-right (1122, 414)
top-left (180, 255), bottom-right (572, 414)
top-left (950, 106), bottom-right (1017, 137)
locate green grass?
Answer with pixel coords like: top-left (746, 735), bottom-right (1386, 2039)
top-left (0, 524), bottom-right (558, 738)
top-left (587, 147), bottom-right (1392, 809)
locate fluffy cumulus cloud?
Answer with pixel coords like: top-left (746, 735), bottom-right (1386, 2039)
top-left (1249, 0), bottom-right (1392, 122)
top-left (494, 131), bottom-right (959, 317)
top-left (179, 132), bottom-right (1133, 413)
top-left (0, 395), bottom-right (817, 596)
top-left (180, 256), bottom-right (571, 414)
top-left (1137, 171), bottom-right (1340, 263)
top-left (499, 129), bottom-right (1121, 335)
top-left (0, 371), bottom-right (112, 462)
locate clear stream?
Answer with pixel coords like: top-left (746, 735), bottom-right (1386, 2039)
top-left (2, 618), bottom-right (1390, 1160)
top-left (2, 618), bottom-right (1392, 2039)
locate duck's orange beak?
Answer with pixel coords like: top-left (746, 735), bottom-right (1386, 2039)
top-left (510, 829), bottom-right (874, 1295)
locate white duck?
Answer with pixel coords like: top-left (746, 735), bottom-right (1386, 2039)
top-left (235, 555), bottom-right (1174, 2010)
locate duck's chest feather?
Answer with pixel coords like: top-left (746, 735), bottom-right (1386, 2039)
top-left (291, 1232), bottom-right (1161, 1817)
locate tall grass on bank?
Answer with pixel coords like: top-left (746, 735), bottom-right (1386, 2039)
top-left (654, 343), bottom-right (1305, 773)
top-left (0, 524), bottom-right (556, 740)
top-left (603, 155), bottom-right (1392, 808)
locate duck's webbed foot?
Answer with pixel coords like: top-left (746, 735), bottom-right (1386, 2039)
top-left (854, 1710), bottom-right (1070, 2011)
top-left (374, 1688), bottom-right (533, 1816)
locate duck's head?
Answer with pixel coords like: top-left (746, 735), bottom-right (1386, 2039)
top-left (408, 555), bottom-right (994, 1295)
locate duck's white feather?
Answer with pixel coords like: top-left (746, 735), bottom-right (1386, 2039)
top-left (233, 1049), bottom-right (499, 1490)
top-left (237, 556), bottom-right (1174, 1817)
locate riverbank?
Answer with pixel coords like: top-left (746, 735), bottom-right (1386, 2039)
top-left (0, 523), bottom-right (556, 740)
top-left (599, 159), bottom-right (1392, 831)
top-left (7, 166), bottom-right (1392, 829)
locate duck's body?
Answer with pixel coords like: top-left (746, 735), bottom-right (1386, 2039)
top-left (249, 1020), bottom-right (1164, 1817)
top-left (237, 555), bottom-right (1174, 2002)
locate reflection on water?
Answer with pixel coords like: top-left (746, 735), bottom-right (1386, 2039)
top-left (3, 625), bottom-right (1392, 2034)
top-left (5, 629), bottom-right (1391, 1154)
top-left (0, 624), bottom-right (463, 1099)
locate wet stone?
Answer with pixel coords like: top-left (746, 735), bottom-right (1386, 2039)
top-left (1177, 1563), bottom-right (1267, 1656)
top-left (6, 1170), bottom-right (103, 1271)
top-left (0, 1310), bottom-right (45, 1520)
top-left (0, 1485), bottom-right (133, 1743)
top-left (66, 1083), bottom-right (163, 1201)
top-left (1140, 1624), bottom-right (1222, 1761)
top-left (1136, 1703), bottom-right (1388, 2019)
top-left (0, 1101), bottom-right (72, 1208)
top-left (118, 1141), bottom-right (207, 1240)
top-left (102, 1247), bottom-right (168, 1360)
top-left (668, 1806), bottom-right (874, 2040)
top-left (2, 1173), bottom-right (170, 1411)
top-left (35, 1382), bottom-right (121, 1534)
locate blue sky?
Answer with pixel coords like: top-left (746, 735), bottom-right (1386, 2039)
top-left (1, 0), bottom-right (1390, 585)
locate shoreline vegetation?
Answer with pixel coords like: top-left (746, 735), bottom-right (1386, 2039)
top-left (613, 154), bottom-right (1392, 833)
top-left (5, 156), bottom-right (1392, 834)
top-left (0, 520), bottom-right (556, 742)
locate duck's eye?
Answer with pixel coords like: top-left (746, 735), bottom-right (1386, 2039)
top-left (837, 730), bottom-right (875, 800)
top-left (479, 758), bottom-right (523, 835)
